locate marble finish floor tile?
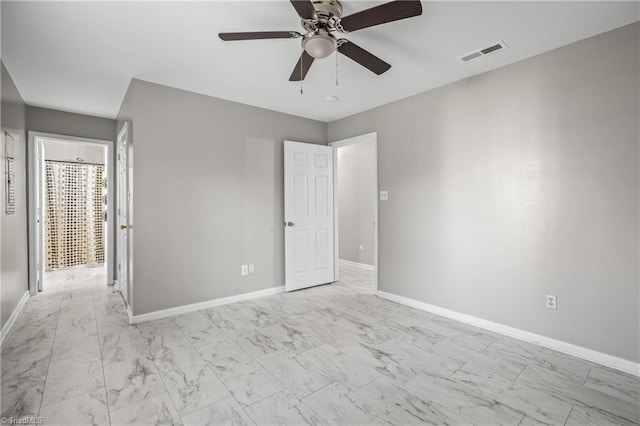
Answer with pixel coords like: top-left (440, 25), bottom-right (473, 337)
top-left (432, 338), bottom-right (527, 381)
top-left (0, 383), bottom-right (44, 420)
top-left (564, 404), bottom-right (639, 426)
top-left (158, 360), bottom-right (228, 417)
top-left (256, 349), bottom-right (332, 398)
top-left (51, 324), bottom-right (101, 362)
top-left (41, 351), bottom-right (104, 407)
top-left (403, 372), bottom-right (525, 425)
top-left (171, 310), bottom-right (224, 336)
top-left (4, 263), bottom-right (639, 426)
top-left (2, 323), bottom-right (57, 360)
top-left (302, 381), bottom-right (393, 425)
top-left (259, 322), bottom-right (324, 353)
top-left (1, 349), bottom-right (51, 394)
top-left (584, 366), bottom-right (640, 405)
top-left (39, 390), bottom-right (109, 426)
top-left (531, 347), bottom-right (596, 383)
top-left (102, 354), bottom-right (167, 412)
top-left (516, 364), bottom-right (640, 424)
top-left (233, 328), bottom-right (287, 358)
top-left (186, 332), bottom-right (263, 381)
top-left (109, 393), bottom-right (182, 426)
top-left (302, 343), bottom-right (382, 391)
top-left (101, 324), bottom-right (167, 412)
top-left (221, 367), bottom-right (284, 407)
top-left (356, 375), bottom-right (472, 425)
top-left (181, 396), bottom-right (255, 426)
top-left (244, 390), bottom-right (327, 426)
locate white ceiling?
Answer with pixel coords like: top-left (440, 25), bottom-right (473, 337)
top-left (2, 1), bottom-right (638, 122)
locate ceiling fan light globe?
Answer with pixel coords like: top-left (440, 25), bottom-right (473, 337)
top-left (303, 33), bottom-right (337, 58)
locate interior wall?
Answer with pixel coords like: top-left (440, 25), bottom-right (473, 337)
top-left (26, 106), bottom-right (117, 284)
top-left (44, 140), bottom-right (105, 164)
top-left (1, 62), bottom-right (28, 328)
top-left (328, 22), bottom-right (640, 362)
top-left (337, 140), bottom-right (376, 266)
top-left (26, 106), bottom-right (116, 142)
top-left (119, 79), bottom-right (327, 315)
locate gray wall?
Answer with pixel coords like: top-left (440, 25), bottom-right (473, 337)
top-left (44, 140), bottom-right (106, 164)
top-left (120, 79), bottom-right (327, 315)
top-left (337, 140), bottom-right (376, 266)
top-left (26, 106), bottom-right (116, 143)
top-left (328, 23), bottom-right (639, 362)
top-left (26, 105), bottom-right (117, 284)
top-left (1, 62), bottom-right (28, 327)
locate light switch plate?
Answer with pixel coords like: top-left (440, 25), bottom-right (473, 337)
top-left (380, 190), bottom-right (388, 201)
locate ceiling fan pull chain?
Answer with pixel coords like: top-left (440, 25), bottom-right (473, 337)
top-left (335, 50), bottom-right (339, 87)
top-left (300, 49), bottom-right (304, 94)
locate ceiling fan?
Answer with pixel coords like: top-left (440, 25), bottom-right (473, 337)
top-left (218, 0), bottom-right (423, 81)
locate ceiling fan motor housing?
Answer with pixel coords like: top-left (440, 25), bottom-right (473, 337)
top-left (301, 1), bottom-right (343, 58)
top-left (311, 0), bottom-right (342, 20)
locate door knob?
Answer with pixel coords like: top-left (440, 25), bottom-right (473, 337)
top-left (120, 224), bottom-right (128, 230)
top-left (286, 221), bottom-right (294, 227)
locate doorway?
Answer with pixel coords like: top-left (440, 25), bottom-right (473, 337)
top-left (28, 132), bottom-right (115, 295)
top-left (330, 132), bottom-right (378, 292)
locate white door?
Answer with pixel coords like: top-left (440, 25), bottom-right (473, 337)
top-left (117, 125), bottom-right (129, 303)
top-left (284, 141), bottom-right (335, 291)
top-left (36, 139), bottom-right (45, 292)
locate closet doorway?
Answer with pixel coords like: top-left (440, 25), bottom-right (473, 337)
top-left (329, 132), bottom-right (378, 292)
top-left (27, 133), bottom-right (115, 294)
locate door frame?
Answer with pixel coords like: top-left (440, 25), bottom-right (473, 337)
top-left (27, 131), bottom-right (115, 295)
top-left (116, 122), bottom-right (130, 304)
top-left (329, 132), bottom-right (379, 292)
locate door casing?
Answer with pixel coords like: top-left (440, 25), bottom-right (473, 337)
top-left (27, 131), bottom-right (115, 295)
top-left (329, 132), bottom-right (379, 291)
top-left (116, 123), bottom-right (130, 304)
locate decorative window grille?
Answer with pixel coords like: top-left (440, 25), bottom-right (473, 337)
top-left (45, 161), bottom-right (105, 269)
top-left (5, 132), bottom-right (15, 215)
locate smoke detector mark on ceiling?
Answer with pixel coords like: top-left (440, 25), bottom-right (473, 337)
top-left (459, 41), bottom-right (508, 62)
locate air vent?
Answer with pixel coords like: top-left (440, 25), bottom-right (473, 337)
top-left (458, 40), bottom-right (508, 62)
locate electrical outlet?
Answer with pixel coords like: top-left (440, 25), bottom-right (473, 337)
top-left (241, 265), bottom-right (248, 276)
top-left (379, 190), bottom-right (388, 201)
top-left (546, 294), bottom-right (557, 310)
top-left (249, 264), bottom-right (255, 274)
top-left (359, 244), bottom-right (365, 251)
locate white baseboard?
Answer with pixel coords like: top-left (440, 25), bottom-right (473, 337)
top-left (128, 286), bottom-right (285, 324)
top-left (1, 291), bottom-right (30, 348)
top-left (339, 259), bottom-right (375, 271)
top-left (377, 290), bottom-right (640, 377)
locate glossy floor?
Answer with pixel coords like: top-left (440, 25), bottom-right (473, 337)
top-left (1, 264), bottom-right (638, 425)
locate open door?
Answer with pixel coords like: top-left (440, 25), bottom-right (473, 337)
top-left (35, 139), bottom-right (45, 292)
top-left (284, 141), bottom-right (335, 291)
top-left (117, 124), bottom-right (129, 303)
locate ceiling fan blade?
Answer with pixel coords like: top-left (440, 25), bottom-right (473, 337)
top-left (219, 31), bottom-right (301, 41)
top-left (338, 40), bottom-right (391, 75)
top-left (338, 0), bottom-right (422, 32)
top-left (290, 0), bottom-right (317, 20)
top-left (289, 51), bottom-right (315, 81)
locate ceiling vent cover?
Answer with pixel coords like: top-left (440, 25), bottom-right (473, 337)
top-left (459, 40), bottom-right (508, 62)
